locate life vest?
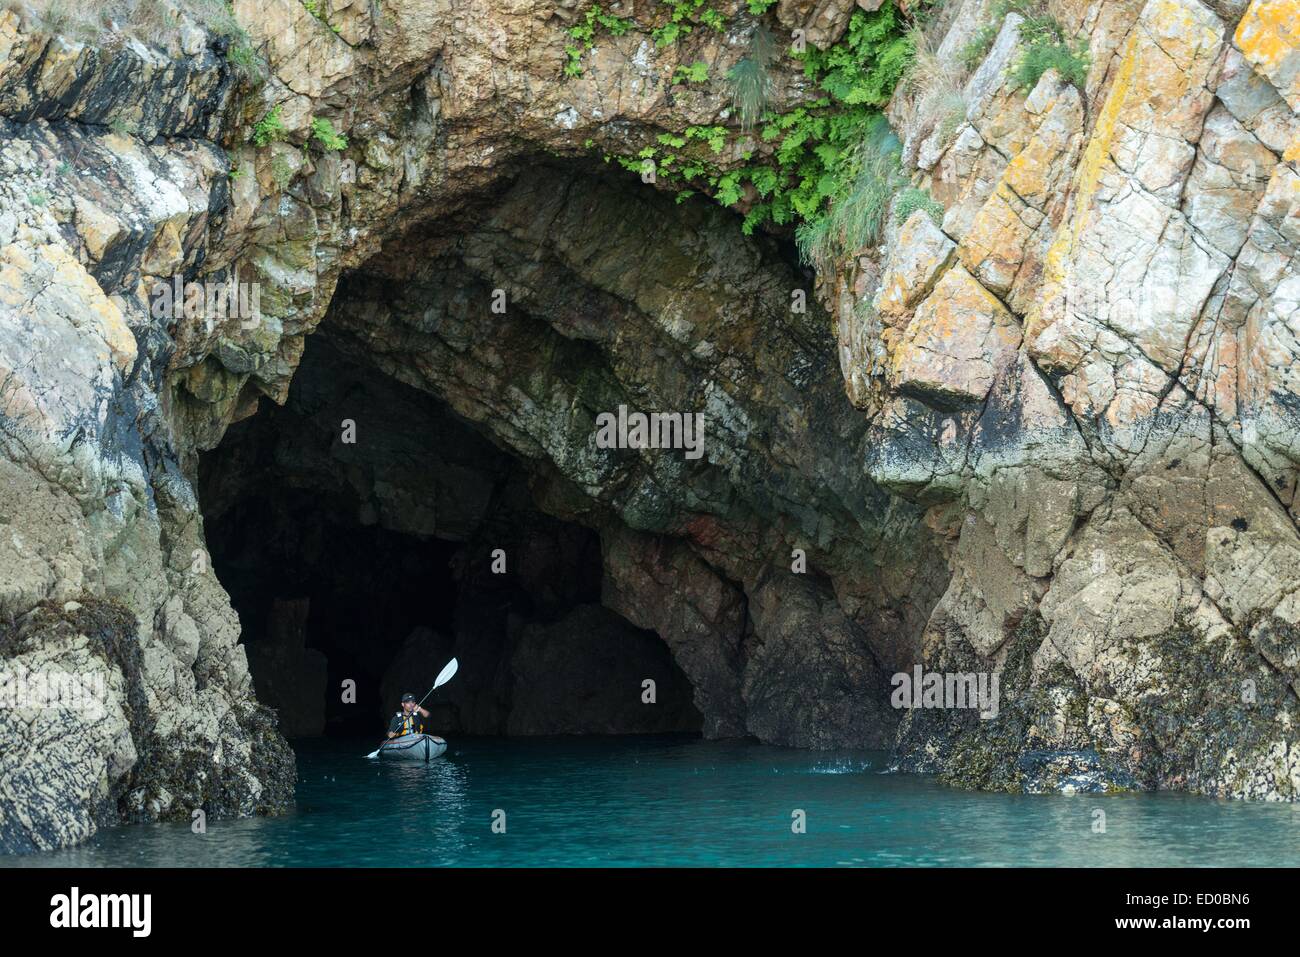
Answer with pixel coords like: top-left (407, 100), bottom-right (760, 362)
top-left (394, 711), bottom-right (425, 736)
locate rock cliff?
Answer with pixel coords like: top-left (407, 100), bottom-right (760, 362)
top-left (0, 0), bottom-right (1298, 851)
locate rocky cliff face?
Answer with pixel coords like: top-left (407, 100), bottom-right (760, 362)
top-left (867, 0), bottom-right (1300, 799)
top-left (0, 0), bottom-right (1298, 851)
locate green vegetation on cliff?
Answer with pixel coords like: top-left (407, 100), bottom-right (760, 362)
top-left (750, 5), bottom-right (912, 238)
top-left (961, 0), bottom-right (1089, 89)
top-left (585, 2), bottom-right (916, 257)
top-left (792, 114), bottom-right (903, 273)
top-left (727, 23), bottom-right (779, 129)
top-left (310, 116), bottom-right (348, 151)
top-left (251, 104), bottom-right (287, 146)
top-left (894, 186), bottom-right (944, 226)
top-left (564, 4), bottom-right (632, 77)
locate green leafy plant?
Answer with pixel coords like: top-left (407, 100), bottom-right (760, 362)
top-left (896, 24), bottom-right (968, 157)
top-left (606, 1), bottom-right (918, 256)
top-left (187, 0), bottom-right (267, 84)
top-left (960, 4), bottom-right (1007, 70)
top-left (252, 104), bottom-right (287, 147)
top-left (301, 0), bottom-right (340, 32)
top-left (226, 36), bottom-right (263, 83)
top-left (564, 5), bottom-right (631, 77)
top-left (309, 116), bottom-right (348, 151)
top-left (685, 124), bottom-right (727, 154)
top-left (651, 0), bottom-right (722, 48)
top-left (714, 170), bottom-right (743, 205)
top-left (733, 4), bottom-right (913, 234)
top-left (1012, 25), bottom-right (1088, 90)
top-left (727, 59), bottom-right (769, 129)
top-left (672, 61), bottom-right (710, 84)
top-left (107, 116), bottom-right (139, 137)
top-left (799, 5), bottom-right (914, 106)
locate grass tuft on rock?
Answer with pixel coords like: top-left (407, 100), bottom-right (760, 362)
top-left (893, 186), bottom-right (944, 227)
top-left (795, 114), bottom-right (904, 273)
top-left (726, 25), bottom-right (779, 132)
top-left (4, 0), bottom-right (265, 85)
top-left (960, 0), bottom-right (1088, 90)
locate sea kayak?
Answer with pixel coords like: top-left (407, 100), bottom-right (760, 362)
top-left (378, 733), bottom-right (447, 762)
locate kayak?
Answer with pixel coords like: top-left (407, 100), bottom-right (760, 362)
top-left (378, 733), bottom-right (447, 762)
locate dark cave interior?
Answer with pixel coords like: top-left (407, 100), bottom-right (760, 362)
top-left (198, 335), bottom-right (702, 739)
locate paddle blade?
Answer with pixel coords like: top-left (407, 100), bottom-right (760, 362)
top-left (433, 657), bottom-right (459, 689)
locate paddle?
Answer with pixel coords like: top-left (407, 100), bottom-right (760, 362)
top-left (366, 657), bottom-right (459, 759)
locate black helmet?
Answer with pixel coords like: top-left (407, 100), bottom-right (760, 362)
top-left (400, 692), bottom-right (416, 702)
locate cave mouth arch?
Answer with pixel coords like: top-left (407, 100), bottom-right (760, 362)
top-left (197, 333), bottom-right (703, 740)
top-left (195, 154), bottom-right (895, 750)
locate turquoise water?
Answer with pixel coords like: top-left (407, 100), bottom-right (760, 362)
top-left (8, 735), bottom-right (1300, 867)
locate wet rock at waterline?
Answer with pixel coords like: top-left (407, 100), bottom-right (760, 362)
top-left (0, 599), bottom-right (294, 853)
top-left (3, 0), bottom-right (1300, 853)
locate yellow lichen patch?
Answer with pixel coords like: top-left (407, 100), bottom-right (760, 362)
top-left (959, 182), bottom-right (1033, 295)
top-left (35, 37), bottom-right (88, 102)
top-left (0, 10), bottom-right (26, 89)
top-left (1146, 0), bottom-right (1227, 70)
top-left (1236, 0), bottom-right (1300, 110)
top-left (1030, 0), bottom-right (1223, 350)
top-left (49, 245), bottom-right (137, 376)
top-left (962, 85), bottom-right (1084, 300)
top-left (890, 266), bottom-right (1022, 406)
top-left (0, 243), bottom-right (138, 376)
top-left (1071, 33), bottom-right (1135, 234)
top-left (140, 220), bottom-right (184, 276)
top-left (73, 197), bottom-right (122, 262)
top-left (875, 211), bottom-right (956, 324)
top-left (1005, 147), bottom-right (1050, 200)
top-left (0, 242), bottom-right (37, 311)
top-left (1033, 29), bottom-right (1137, 323)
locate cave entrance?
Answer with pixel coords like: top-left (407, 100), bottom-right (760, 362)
top-left (197, 335), bottom-right (702, 739)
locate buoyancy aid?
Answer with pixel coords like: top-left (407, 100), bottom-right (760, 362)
top-left (394, 710), bottom-right (425, 736)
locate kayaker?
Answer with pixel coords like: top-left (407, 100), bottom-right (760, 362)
top-left (387, 692), bottom-right (433, 738)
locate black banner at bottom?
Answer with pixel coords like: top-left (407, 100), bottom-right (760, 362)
top-left (0, 867), bottom-right (1275, 940)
